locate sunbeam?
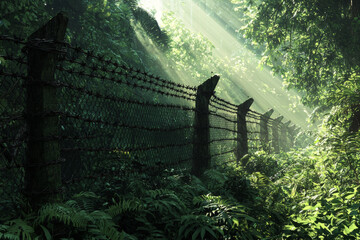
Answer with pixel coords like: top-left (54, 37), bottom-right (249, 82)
top-left (139, 0), bottom-right (313, 129)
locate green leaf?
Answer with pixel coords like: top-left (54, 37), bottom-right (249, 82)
top-left (290, 184), bottom-right (297, 198)
top-left (204, 226), bottom-right (217, 239)
top-left (201, 228), bottom-right (206, 239)
top-left (284, 225), bottom-right (296, 231)
top-left (343, 223), bottom-right (358, 235)
top-left (192, 228), bottom-right (201, 240)
top-left (40, 225), bottom-right (52, 240)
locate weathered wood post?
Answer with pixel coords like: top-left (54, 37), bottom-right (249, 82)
top-left (260, 109), bottom-right (274, 152)
top-left (271, 116), bottom-right (283, 153)
top-left (25, 12), bottom-right (68, 208)
top-left (287, 125), bottom-right (297, 149)
top-left (236, 98), bottom-right (254, 166)
top-left (293, 127), bottom-right (301, 146)
top-left (280, 121), bottom-right (291, 152)
top-left (192, 75), bottom-right (220, 177)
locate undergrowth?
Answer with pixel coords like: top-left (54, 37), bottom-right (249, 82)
top-left (1, 130), bottom-right (360, 239)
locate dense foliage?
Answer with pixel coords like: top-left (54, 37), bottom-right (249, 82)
top-left (231, 0), bottom-right (360, 131)
top-left (2, 132), bottom-right (360, 239)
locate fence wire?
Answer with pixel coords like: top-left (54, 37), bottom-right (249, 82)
top-left (0, 39), bottom-right (28, 215)
top-left (0, 35), bottom-right (298, 204)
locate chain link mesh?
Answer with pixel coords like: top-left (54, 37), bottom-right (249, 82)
top-left (0, 35), bottom-right (298, 203)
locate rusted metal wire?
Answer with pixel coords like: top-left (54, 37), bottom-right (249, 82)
top-left (209, 111), bottom-right (237, 123)
top-left (246, 120), bottom-right (260, 125)
top-left (62, 56), bottom-right (197, 97)
top-left (0, 33), bottom-right (299, 188)
top-left (210, 148), bottom-right (235, 158)
top-left (0, 70), bottom-right (27, 80)
top-left (212, 94), bottom-right (238, 108)
top-left (0, 158), bottom-right (66, 171)
top-left (210, 97), bottom-right (237, 112)
top-left (208, 125), bottom-right (237, 133)
top-left (56, 80), bottom-right (196, 112)
top-left (65, 44), bottom-right (198, 91)
top-left (0, 55), bottom-right (27, 65)
top-left (209, 102), bottom-right (237, 114)
top-left (0, 114), bottom-right (25, 122)
top-left (61, 141), bottom-right (194, 153)
top-left (59, 111), bottom-right (194, 132)
top-left (56, 65), bottom-right (197, 102)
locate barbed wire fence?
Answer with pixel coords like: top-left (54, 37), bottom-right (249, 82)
top-left (0, 13), bottom-right (301, 210)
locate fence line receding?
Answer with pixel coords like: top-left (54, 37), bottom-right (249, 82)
top-left (0, 13), bottom-right (302, 209)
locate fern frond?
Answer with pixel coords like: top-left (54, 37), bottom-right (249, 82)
top-left (204, 169), bottom-right (228, 186)
top-left (91, 211), bottom-right (120, 240)
top-left (72, 191), bottom-right (101, 211)
top-left (177, 214), bottom-right (223, 240)
top-left (0, 219), bottom-right (34, 240)
top-left (144, 189), bottom-right (186, 217)
top-left (37, 203), bottom-right (90, 228)
top-left (107, 198), bottom-right (142, 217)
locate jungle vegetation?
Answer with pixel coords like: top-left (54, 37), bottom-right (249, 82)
top-left (1, 0), bottom-right (360, 239)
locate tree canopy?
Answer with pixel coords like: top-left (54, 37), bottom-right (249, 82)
top-left (233, 0), bottom-right (360, 130)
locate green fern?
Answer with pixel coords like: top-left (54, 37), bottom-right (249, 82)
top-left (135, 216), bottom-right (167, 240)
top-left (177, 214), bottom-right (224, 240)
top-left (35, 193), bottom-right (128, 240)
top-left (144, 189), bottom-right (186, 217)
top-left (193, 194), bottom-right (260, 239)
top-left (107, 198), bottom-right (142, 218)
top-left (0, 219), bottom-right (34, 240)
top-left (37, 203), bottom-right (90, 228)
top-left (72, 191), bottom-right (101, 211)
top-left (203, 169), bottom-right (228, 190)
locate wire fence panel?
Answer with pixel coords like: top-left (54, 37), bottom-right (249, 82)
top-left (209, 98), bottom-right (237, 165)
top-left (0, 40), bottom-right (28, 215)
top-left (246, 114), bottom-right (261, 152)
top-left (55, 47), bottom-right (196, 192)
top-left (0, 28), bottom-right (301, 208)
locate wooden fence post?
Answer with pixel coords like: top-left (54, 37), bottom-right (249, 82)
top-left (271, 116), bottom-right (283, 153)
top-left (260, 109), bottom-right (274, 152)
top-left (236, 98), bottom-right (254, 166)
top-left (25, 12), bottom-right (68, 208)
top-left (288, 125), bottom-right (297, 149)
top-left (192, 75), bottom-right (220, 177)
top-left (280, 121), bottom-right (291, 151)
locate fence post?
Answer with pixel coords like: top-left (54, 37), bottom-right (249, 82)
top-left (236, 98), bottom-right (254, 166)
top-left (25, 12), bottom-right (68, 209)
top-left (192, 75), bottom-right (220, 177)
top-left (271, 116), bottom-right (283, 153)
top-left (280, 121), bottom-right (291, 151)
top-left (288, 125), bottom-right (297, 149)
top-left (260, 109), bottom-right (274, 152)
